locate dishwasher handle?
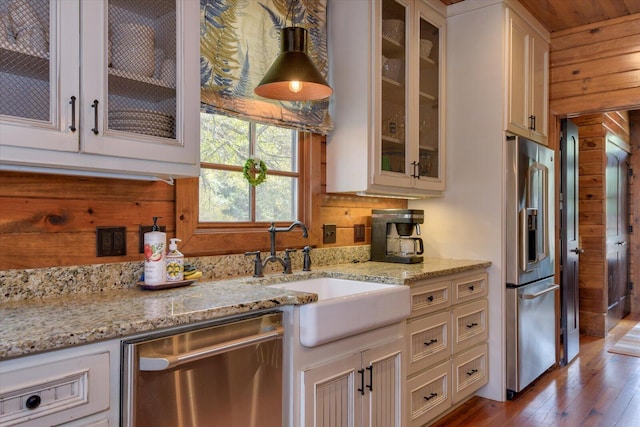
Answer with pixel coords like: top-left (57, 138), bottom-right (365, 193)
top-left (521, 284), bottom-right (559, 300)
top-left (139, 325), bottom-right (284, 371)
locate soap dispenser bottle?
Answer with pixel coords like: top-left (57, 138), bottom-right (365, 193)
top-left (143, 217), bottom-right (166, 285)
top-left (166, 238), bottom-right (184, 282)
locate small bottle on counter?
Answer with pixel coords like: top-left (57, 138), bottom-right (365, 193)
top-left (144, 217), bottom-right (166, 285)
top-left (166, 238), bottom-right (184, 282)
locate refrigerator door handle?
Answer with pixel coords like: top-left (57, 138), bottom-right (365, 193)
top-left (521, 284), bottom-right (559, 299)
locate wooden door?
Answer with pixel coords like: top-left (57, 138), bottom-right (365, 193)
top-left (560, 119), bottom-right (580, 365)
top-left (605, 135), bottom-right (630, 330)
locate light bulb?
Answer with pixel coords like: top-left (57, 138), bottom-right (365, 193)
top-left (288, 80), bottom-right (303, 93)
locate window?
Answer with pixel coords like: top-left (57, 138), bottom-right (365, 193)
top-left (176, 115), bottom-right (322, 256)
top-left (199, 114), bottom-right (300, 223)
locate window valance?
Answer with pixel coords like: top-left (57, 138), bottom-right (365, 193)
top-left (200, 0), bottom-right (332, 134)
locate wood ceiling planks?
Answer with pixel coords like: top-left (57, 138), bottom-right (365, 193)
top-left (439, 0), bottom-right (640, 32)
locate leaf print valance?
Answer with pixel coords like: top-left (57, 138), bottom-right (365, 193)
top-left (200, 0), bottom-right (332, 134)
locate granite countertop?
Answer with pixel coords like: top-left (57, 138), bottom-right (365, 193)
top-left (0, 258), bottom-right (489, 360)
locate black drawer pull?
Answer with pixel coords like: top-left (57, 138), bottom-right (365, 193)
top-left (466, 368), bottom-right (479, 376)
top-left (469, 285), bottom-right (475, 291)
top-left (466, 322), bottom-right (478, 329)
top-left (424, 339), bottom-right (438, 346)
top-left (427, 295), bottom-right (434, 302)
top-left (424, 392), bottom-right (438, 401)
top-left (25, 395), bottom-right (41, 410)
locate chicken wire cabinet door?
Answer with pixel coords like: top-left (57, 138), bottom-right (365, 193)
top-left (0, 0), bottom-right (80, 152)
top-left (0, 0), bottom-right (199, 179)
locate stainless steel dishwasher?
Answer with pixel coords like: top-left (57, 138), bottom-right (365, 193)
top-left (121, 312), bottom-right (283, 427)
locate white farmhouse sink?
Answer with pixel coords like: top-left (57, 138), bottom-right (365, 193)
top-left (268, 277), bottom-right (410, 347)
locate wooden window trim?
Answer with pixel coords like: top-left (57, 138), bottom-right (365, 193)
top-left (176, 132), bottom-right (323, 256)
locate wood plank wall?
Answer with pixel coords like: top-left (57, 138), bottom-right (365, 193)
top-left (550, 13), bottom-right (640, 321)
top-left (549, 13), bottom-right (640, 117)
top-left (630, 111), bottom-right (640, 316)
top-left (572, 111), bottom-right (630, 336)
top-left (0, 141), bottom-right (404, 270)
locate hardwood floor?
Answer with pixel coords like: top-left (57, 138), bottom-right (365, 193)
top-left (432, 314), bottom-right (640, 427)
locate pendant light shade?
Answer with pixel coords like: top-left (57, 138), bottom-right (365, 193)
top-left (254, 27), bottom-right (333, 101)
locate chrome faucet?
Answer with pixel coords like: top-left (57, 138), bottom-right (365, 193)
top-left (245, 221), bottom-right (309, 277)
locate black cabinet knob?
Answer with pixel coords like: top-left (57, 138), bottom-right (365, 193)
top-left (25, 395), bottom-right (41, 410)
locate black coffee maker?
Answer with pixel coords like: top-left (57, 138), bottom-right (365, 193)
top-left (371, 209), bottom-right (424, 264)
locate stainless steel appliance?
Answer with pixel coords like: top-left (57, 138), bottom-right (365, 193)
top-left (505, 135), bottom-right (559, 399)
top-left (122, 312), bottom-right (283, 427)
top-left (371, 209), bottom-right (424, 264)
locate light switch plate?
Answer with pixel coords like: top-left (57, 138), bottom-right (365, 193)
top-left (354, 224), bottom-right (365, 242)
top-left (323, 224), bottom-right (336, 244)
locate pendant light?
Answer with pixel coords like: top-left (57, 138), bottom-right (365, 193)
top-left (254, 1), bottom-right (332, 101)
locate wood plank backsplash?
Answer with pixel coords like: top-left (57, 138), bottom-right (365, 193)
top-left (0, 139), bottom-right (405, 270)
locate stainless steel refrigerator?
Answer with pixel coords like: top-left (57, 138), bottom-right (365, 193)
top-left (505, 134), bottom-right (559, 399)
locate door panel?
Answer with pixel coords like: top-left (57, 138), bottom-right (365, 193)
top-left (560, 119), bottom-right (580, 365)
top-left (605, 135), bottom-right (630, 330)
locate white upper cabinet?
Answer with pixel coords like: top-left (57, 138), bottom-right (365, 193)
top-left (506, 8), bottom-right (549, 145)
top-left (327, 0), bottom-right (446, 198)
top-left (0, 0), bottom-right (199, 179)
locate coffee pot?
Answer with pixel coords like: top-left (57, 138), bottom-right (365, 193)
top-left (371, 209), bottom-right (424, 264)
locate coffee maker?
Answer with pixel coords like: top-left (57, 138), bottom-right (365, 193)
top-left (371, 209), bottom-right (424, 264)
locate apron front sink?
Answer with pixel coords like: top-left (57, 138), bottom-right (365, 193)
top-left (268, 277), bottom-right (410, 347)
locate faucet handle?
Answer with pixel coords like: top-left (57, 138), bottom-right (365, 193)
top-left (283, 248), bottom-right (297, 274)
top-left (244, 251), bottom-right (263, 277)
top-left (302, 246), bottom-right (312, 272)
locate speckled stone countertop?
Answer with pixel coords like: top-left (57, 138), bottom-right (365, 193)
top-left (0, 258), bottom-right (489, 360)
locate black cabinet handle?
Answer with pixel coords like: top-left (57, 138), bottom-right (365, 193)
top-left (91, 99), bottom-right (99, 135)
top-left (358, 369), bottom-right (365, 395)
top-left (424, 392), bottom-right (438, 401)
top-left (427, 295), bottom-right (434, 302)
top-left (466, 368), bottom-right (479, 376)
top-left (25, 395), bottom-right (41, 410)
top-left (529, 115), bottom-right (536, 131)
top-left (469, 285), bottom-right (475, 291)
top-left (466, 322), bottom-right (478, 329)
top-left (411, 161), bottom-right (420, 179)
top-left (69, 96), bottom-right (77, 132)
top-left (424, 338), bottom-right (438, 346)
top-left (366, 366), bottom-right (373, 392)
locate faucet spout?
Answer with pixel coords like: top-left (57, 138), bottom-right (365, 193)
top-left (271, 220), bottom-right (308, 238)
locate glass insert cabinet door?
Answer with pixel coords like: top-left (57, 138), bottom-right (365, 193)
top-left (380, 0), bottom-right (407, 175)
top-left (417, 6), bottom-right (439, 180)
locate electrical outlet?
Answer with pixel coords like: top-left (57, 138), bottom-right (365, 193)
top-left (139, 225), bottom-right (167, 253)
top-left (96, 226), bottom-right (126, 257)
top-left (354, 224), bottom-right (365, 242)
top-left (323, 224), bottom-right (336, 244)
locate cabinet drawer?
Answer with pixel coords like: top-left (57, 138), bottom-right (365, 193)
top-left (0, 352), bottom-right (109, 427)
top-left (451, 299), bottom-right (488, 354)
top-left (452, 272), bottom-right (488, 304)
top-left (406, 311), bottom-right (450, 375)
top-left (406, 361), bottom-right (451, 427)
top-left (452, 343), bottom-right (488, 404)
top-left (410, 279), bottom-right (451, 317)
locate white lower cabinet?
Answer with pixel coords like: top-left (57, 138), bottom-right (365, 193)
top-left (0, 340), bottom-right (120, 427)
top-left (303, 337), bottom-right (404, 427)
top-left (405, 270), bottom-right (489, 426)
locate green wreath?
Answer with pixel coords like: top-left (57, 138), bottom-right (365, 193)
top-left (242, 158), bottom-right (267, 186)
